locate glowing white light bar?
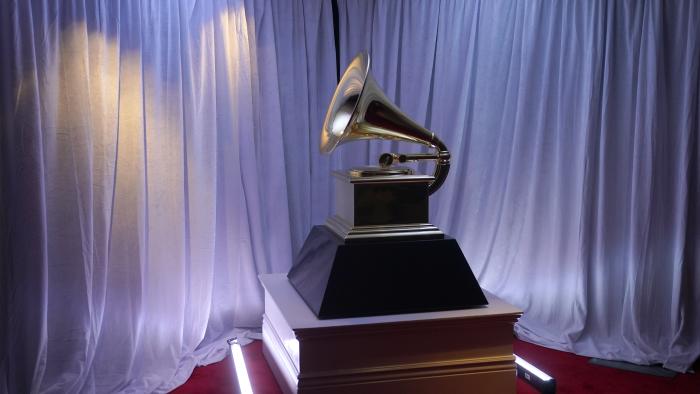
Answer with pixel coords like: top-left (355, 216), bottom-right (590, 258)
top-left (515, 355), bottom-right (553, 381)
top-left (229, 338), bottom-right (253, 394)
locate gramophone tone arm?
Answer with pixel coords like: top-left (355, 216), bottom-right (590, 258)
top-left (378, 149), bottom-right (450, 195)
top-left (378, 150), bottom-right (450, 166)
top-left (379, 152), bottom-right (436, 167)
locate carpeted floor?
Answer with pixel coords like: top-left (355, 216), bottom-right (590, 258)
top-left (171, 339), bottom-right (699, 394)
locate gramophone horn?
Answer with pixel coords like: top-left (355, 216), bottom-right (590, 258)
top-left (321, 52), bottom-right (451, 195)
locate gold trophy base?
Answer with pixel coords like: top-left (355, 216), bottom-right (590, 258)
top-left (328, 169), bottom-right (444, 242)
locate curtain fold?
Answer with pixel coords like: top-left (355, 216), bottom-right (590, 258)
top-left (337, 0), bottom-right (699, 372)
top-left (0, 0), bottom-right (332, 392)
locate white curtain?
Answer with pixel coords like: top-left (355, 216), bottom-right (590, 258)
top-left (337, 0), bottom-right (700, 372)
top-left (2, 1), bottom-right (698, 392)
top-left (0, 1), bottom-right (334, 392)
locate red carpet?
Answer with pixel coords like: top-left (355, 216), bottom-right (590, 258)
top-left (172, 339), bottom-right (699, 394)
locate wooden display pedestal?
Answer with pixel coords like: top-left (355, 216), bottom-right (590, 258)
top-left (260, 274), bottom-right (522, 394)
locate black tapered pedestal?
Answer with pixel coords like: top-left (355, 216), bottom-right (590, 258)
top-left (287, 225), bottom-right (488, 319)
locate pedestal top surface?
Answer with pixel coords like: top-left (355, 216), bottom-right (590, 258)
top-left (332, 170), bottom-right (434, 184)
top-left (260, 273), bottom-right (521, 330)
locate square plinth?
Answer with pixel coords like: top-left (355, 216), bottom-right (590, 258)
top-left (260, 274), bottom-right (522, 394)
top-left (332, 171), bottom-right (433, 227)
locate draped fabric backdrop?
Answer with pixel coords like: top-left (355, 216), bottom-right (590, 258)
top-left (0, 0), bottom-right (698, 393)
top-left (0, 0), bottom-right (333, 392)
top-left (336, 0), bottom-right (700, 372)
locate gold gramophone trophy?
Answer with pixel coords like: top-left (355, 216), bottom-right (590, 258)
top-left (288, 52), bottom-right (487, 319)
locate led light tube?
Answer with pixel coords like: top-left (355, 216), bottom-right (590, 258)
top-left (515, 354), bottom-right (556, 394)
top-left (515, 355), bottom-right (553, 381)
top-left (229, 338), bottom-right (253, 394)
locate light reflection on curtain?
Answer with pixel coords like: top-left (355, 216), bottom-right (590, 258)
top-left (336, 0), bottom-right (699, 372)
top-left (0, 0), bottom-right (332, 392)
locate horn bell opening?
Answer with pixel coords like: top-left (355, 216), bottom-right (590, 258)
top-left (320, 52), bottom-right (370, 154)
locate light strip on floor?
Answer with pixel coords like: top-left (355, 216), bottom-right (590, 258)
top-left (514, 353), bottom-right (556, 394)
top-left (228, 338), bottom-right (253, 394)
top-left (515, 355), bottom-right (553, 381)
